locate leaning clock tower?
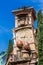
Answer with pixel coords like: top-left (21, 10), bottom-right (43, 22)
top-left (7, 7), bottom-right (37, 65)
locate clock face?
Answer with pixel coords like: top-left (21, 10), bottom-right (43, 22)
top-left (16, 28), bottom-right (34, 43)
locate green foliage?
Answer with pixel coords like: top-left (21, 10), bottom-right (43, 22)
top-left (7, 40), bottom-right (13, 60)
top-left (37, 10), bottom-right (43, 65)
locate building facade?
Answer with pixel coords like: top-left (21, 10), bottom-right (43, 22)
top-left (6, 7), bottom-right (38, 65)
top-left (0, 52), bottom-right (7, 65)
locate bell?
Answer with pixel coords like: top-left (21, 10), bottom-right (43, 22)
top-left (16, 40), bottom-right (23, 48)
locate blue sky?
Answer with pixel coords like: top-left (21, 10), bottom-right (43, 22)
top-left (0, 0), bottom-right (43, 53)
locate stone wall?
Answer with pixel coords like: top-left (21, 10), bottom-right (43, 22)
top-left (16, 28), bottom-right (34, 43)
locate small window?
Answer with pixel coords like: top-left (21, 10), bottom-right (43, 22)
top-left (17, 14), bottom-right (28, 27)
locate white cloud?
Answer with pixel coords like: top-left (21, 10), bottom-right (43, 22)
top-left (0, 25), bottom-right (11, 33)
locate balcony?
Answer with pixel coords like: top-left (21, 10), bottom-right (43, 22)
top-left (9, 54), bottom-right (37, 65)
top-left (9, 49), bottom-right (31, 63)
top-left (7, 49), bottom-right (37, 65)
top-left (9, 54), bottom-right (30, 64)
top-left (13, 25), bottom-right (32, 32)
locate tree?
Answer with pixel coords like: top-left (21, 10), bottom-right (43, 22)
top-left (37, 10), bottom-right (43, 65)
top-left (7, 40), bottom-right (13, 60)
